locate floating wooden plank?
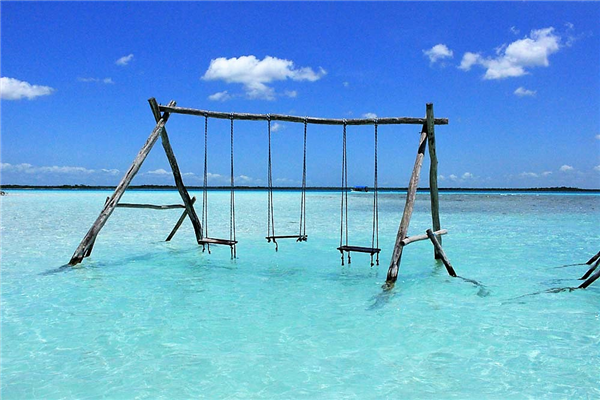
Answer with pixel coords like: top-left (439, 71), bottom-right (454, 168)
top-left (69, 101), bottom-right (176, 266)
top-left (116, 203), bottom-right (185, 210)
top-left (385, 125), bottom-right (428, 284)
top-left (401, 229), bottom-right (448, 246)
top-left (426, 104), bottom-right (443, 260)
top-left (165, 196), bottom-right (197, 242)
top-left (158, 104), bottom-right (449, 126)
top-left (149, 98), bottom-right (204, 244)
top-left (426, 229), bottom-right (457, 277)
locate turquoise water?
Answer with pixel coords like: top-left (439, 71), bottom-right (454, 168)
top-left (1, 190), bottom-right (599, 399)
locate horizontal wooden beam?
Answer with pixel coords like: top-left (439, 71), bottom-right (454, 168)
top-left (116, 203), bottom-right (185, 210)
top-left (401, 229), bottom-right (448, 246)
top-left (158, 105), bottom-right (449, 126)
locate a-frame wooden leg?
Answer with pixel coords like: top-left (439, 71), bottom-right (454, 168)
top-left (385, 124), bottom-right (428, 286)
top-left (426, 103), bottom-right (443, 260)
top-left (148, 98), bottom-right (203, 243)
top-left (68, 101), bottom-right (176, 265)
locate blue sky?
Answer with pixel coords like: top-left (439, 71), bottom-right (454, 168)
top-left (1, 2), bottom-right (599, 188)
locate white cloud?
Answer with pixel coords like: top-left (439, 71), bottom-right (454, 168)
top-left (423, 44), bottom-right (454, 64)
top-left (595, 134), bottom-right (600, 140)
top-left (594, 165), bottom-right (600, 172)
top-left (362, 113), bottom-right (377, 119)
top-left (147, 168), bottom-right (170, 175)
top-left (78, 77), bottom-right (114, 84)
top-left (202, 55), bottom-right (326, 100)
top-left (449, 174), bottom-right (458, 181)
top-left (462, 172), bottom-right (474, 180)
top-left (510, 26), bottom-right (520, 35)
top-left (116, 54), bottom-right (134, 66)
top-left (541, 171), bottom-right (553, 177)
top-left (519, 172), bottom-right (539, 178)
top-left (514, 87), bottom-right (536, 97)
top-left (0, 77), bottom-right (54, 100)
top-left (459, 27), bottom-right (561, 79)
top-left (208, 90), bottom-right (232, 102)
top-left (271, 122), bottom-right (283, 132)
top-left (284, 90), bottom-right (297, 98)
top-left (0, 162), bottom-right (118, 175)
top-left (559, 165), bottom-right (574, 172)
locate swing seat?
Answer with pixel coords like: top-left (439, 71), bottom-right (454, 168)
top-left (198, 237), bottom-right (238, 246)
top-left (337, 245), bottom-right (381, 255)
top-left (266, 235), bottom-right (308, 242)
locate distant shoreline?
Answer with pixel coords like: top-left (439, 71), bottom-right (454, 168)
top-left (1, 185), bottom-right (599, 193)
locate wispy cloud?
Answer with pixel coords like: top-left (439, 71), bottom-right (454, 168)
top-left (459, 27), bottom-right (561, 79)
top-left (78, 77), bottom-right (114, 84)
top-left (0, 77), bottom-right (54, 100)
top-left (423, 44), bottom-right (454, 65)
top-left (514, 87), bottom-right (536, 97)
top-left (362, 113), bottom-right (377, 119)
top-left (208, 90), bottom-right (232, 102)
top-left (1, 162), bottom-right (119, 175)
top-left (115, 54), bottom-right (134, 66)
top-left (559, 164), bottom-right (574, 172)
top-left (202, 55), bottom-right (326, 100)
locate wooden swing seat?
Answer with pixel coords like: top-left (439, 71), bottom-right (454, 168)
top-left (198, 237), bottom-right (237, 246)
top-left (266, 235), bottom-right (308, 242)
top-left (337, 245), bottom-right (381, 255)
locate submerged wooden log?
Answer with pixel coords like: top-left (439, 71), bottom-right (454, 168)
top-left (426, 104), bottom-right (442, 260)
top-left (166, 196), bottom-right (197, 241)
top-left (426, 229), bottom-right (457, 277)
top-left (385, 125), bottom-right (428, 285)
top-left (158, 104), bottom-right (449, 126)
top-left (580, 258), bottom-right (600, 280)
top-left (586, 251), bottom-right (600, 265)
top-left (69, 101), bottom-right (176, 266)
top-left (401, 229), bottom-right (448, 246)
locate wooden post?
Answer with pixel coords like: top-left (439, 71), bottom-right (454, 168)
top-left (166, 196), bottom-right (197, 241)
top-left (148, 98), bottom-right (203, 244)
top-left (83, 197), bottom-right (109, 257)
top-left (385, 125), bottom-right (428, 285)
top-left (580, 258), bottom-right (600, 280)
top-left (426, 103), bottom-right (442, 259)
top-left (426, 229), bottom-right (456, 277)
top-left (68, 101), bottom-right (176, 265)
top-left (586, 251), bottom-right (600, 265)
top-left (579, 265), bottom-right (600, 289)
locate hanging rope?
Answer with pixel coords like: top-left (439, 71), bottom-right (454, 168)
top-left (229, 114), bottom-right (237, 258)
top-left (371, 121), bottom-right (379, 266)
top-left (202, 113), bottom-right (210, 253)
top-left (339, 121), bottom-right (349, 265)
top-left (266, 116), bottom-right (275, 244)
top-left (298, 117), bottom-right (307, 239)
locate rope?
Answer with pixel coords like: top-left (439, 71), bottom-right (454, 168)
top-left (299, 118), bottom-right (307, 238)
top-left (230, 114), bottom-right (236, 258)
top-left (339, 121), bottom-right (349, 265)
top-left (202, 114), bottom-right (209, 252)
top-left (371, 121), bottom-right (379, 266)
top-left (267, 116), bottom-right (275, 241)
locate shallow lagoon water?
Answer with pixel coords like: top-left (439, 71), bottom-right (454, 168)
top-left (1, 190), bottom-right (599, 399)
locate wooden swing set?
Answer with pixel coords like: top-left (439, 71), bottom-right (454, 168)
top-left (68, 98), bottom-right (452, 285)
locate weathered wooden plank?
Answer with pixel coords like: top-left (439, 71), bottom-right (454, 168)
top-left (426, 229), bottom-right (457, 277)
top-left (426, 103), bottom-right (442, 259)
top-left (385, 125), bottom-right (428, 285)
top-left (401, 229), bottom-right (448, 246)
top-left (165, 196), bottom-right (197, 241)
top-left (579, 264), bottom-right (600, 289)
top-left (580, 258), bottom-right (600, 280)
top-left (68, 101), bottom-right (176, 266)
top-left (116, 203), bottom-right (185, 210)
top-left (158, 104), bottom-right (449, 126)
top-left (149, 98), bottom-right (204, 244)
top-left (83, 197), bottom-right (109, 258)
top-left (586, 251), bottom-right (600, 265)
